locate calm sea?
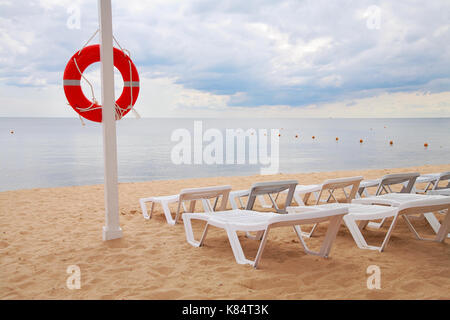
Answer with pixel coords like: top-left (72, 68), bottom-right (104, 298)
top-left (1, 117), bottom-right (449, 192)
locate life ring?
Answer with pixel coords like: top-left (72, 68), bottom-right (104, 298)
top-left (63, 44), bottom-right (139, 123)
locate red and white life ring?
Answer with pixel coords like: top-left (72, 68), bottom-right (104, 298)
top-left (63, 44), bottom-right (139, 123)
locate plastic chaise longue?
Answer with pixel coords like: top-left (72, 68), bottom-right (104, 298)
top-left (288, 176), bottom-right (364, 238)
top-left (182, 206), bottom-right (348, 269)
top-left (229, 180), bottom-right (298, 211)
top-left (140, 185), bottom-right (231, 225)
top-left (345, 193), bottom-right (450, 251)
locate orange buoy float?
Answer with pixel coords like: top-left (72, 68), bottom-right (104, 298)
top-left (63, 44), bottom-right (140, 123)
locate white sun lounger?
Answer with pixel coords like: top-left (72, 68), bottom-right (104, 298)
top-left (361, 172), bottom-right (420, 228)
top-left (281, 177), bottom-right (363, 208)
top-left (229, 180), bottom-right (298, 211)
top-left (182, 206), bottom-right (348, 268)
top-left (140, 185), bottom-right (231, 225)
top-left (289, 203), bottom-right (398, 251)
top-left (238, 180), bottom-right (298, 240)
top-left (356, 179), bottom-right (380, 197)
top-left (413, 172), bottom-right (450, 193)
top-left (352, 194), bottom-right (450, 249)
top-left (424, 188), bottom-right (450, 238)
top-left (304, 176), bottom-right (362, 205)
top-left (358, 172), bottom-right (419, 197)
top-left (357, 172), bottom-right (450, 197)
top-left (244, 180), bottom-right (298, 213)
top-left (412, 172), bottom-right (450, 237)
top-left (229, 189), bottom-right (275, 210)
top-left (290, 176), bottom-right (363, 238)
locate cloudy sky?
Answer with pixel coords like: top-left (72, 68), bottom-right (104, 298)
top-left (1, 0), bottom-right (449, 118)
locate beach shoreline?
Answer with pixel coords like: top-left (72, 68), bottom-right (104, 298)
top-left (1, 163), bottom-right (449, 299)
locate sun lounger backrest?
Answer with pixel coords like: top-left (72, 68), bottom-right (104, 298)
top-left (246, 180), bottom-right (298, 214)
top-left (179, 185), bottom-right (232, 212)
top-left (376, 172), bottom-right (420, 195)
top-left (317, 176), bottom-right (363, 204)
top-left (435, 172), bottom-right (450, 189)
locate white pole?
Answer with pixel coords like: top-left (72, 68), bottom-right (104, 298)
top-left (98, 0), bottom-right (122, 241)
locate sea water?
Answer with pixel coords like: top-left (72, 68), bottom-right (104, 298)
top-left (0, 117), bottom-right (449, 191)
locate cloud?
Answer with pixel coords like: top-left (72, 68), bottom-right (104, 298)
top-left (0, 0), bottom-right (449, 117)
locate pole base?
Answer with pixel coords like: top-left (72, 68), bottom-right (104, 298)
top-left (102, 226), bottom-right (123, 241)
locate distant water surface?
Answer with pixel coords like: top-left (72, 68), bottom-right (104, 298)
top-left (0, 117), bottom-right (449, 191)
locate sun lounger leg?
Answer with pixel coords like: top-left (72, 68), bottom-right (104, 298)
top-left (257, 195), bottom-right (272, 208)
top-left (189, 200), bottom-right (196, 213)
top-left (343, 216), bottom-right (371, 250)
top-left (253, 227), bottom-right (271, 269)
top-left (162, 201), bottom-right (176, 225)
top-left (329, 190), bottom-right (339, 203)
top-left (183, 215), bottom-right (201, 247)
top-left (313, 191), bottom-right (319, 201)
top-left (199, 223), bottom-right (209, 246)
top-left (319, 216), bottom-right (343, 257)
top-left (343, 188), bottom-right (349, 199)
top-left (303, 192), bottom-right (311, 205)
top-left (212, 197), bottom-right (219, 211)
top-left (367, 218), bottom-right (387, 229)
top-left (225, 228), bottom-right (254, 265)
top-left (229, 194), bottom-right (239, 210)
top-left (149, 202), bottom-right (155, 219)
top-left (201, 199), bottom-right (213, 212)
top-left (238, 197), bottom-right (246, 209)
top-left (424, 212), bottom-right (450, 238)
top-left (358, 220), bottom-right (369, 230)
top-left (293, 225), bottom-right (314, 253)
top-left (325, 191), bottom-right (333, 203)
top-left (292, 217), bottom-right (342, 257)
top-left (423, 212), bottom-right (441, 233)
top-left (300, 223), bottom-right (318, 238)
top-left (402, 215), bottom-right (423, 240)
top-left (379, 213), bottom-right (400, 252)
top-left (293, 192), bottom-right (305, 206)
top-left (402, 209), bottom-right (449, 242)
top-left (435, 208), bottom-right (450, 242)
top-left (267, 194), bottom-right (280, 211)
top-left (246, 230), bottom-right (265, 240)
top-left (140, 199), bottom-right (151, 219)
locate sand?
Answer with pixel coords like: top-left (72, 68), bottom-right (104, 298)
top-left (0, 164), bottom-right (449, 300)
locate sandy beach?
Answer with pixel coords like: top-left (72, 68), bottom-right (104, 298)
top-left (0, 164), bottom-right (449, 300)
